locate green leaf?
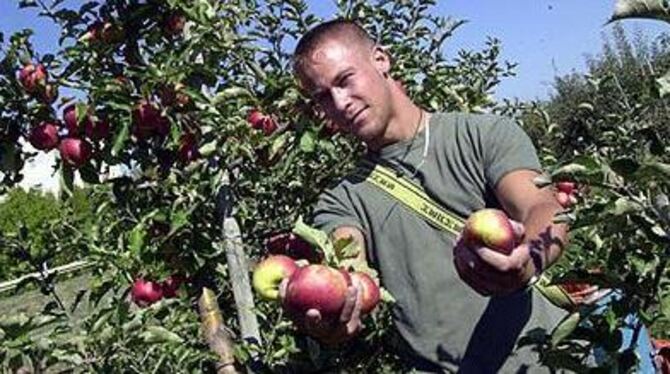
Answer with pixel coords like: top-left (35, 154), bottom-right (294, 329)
top-left (611, 158), bottom-right (640, 178)
top-left (269, 131), bottom-right (290, 161)
top-left (111, 121), bottom-right (130, 157)
top-left (577, 102), bottom-right (594, 112)
top-left (59, 164), bottom-right (74, 199)
top-left (198, 140), bottom-right (217, 157)
top-left (169, 210), bottom-right (189, 236)
top-left (612, 197), bottom-right (641, 215)
top-left (128, 223), bottom-right (146, 254)
top-left (140, 326), bottom-right (184, 344)
top-left (299, 131), bottom-right (316, 153)
top-left (551, 312), bottom-right (580, 347)
top-left (292, 217), bottom-right (333, 264)
top-left (610, 0), bottom-right (670, 23)
top-left (380, 287), bottom-right (396, 303)
top-left (655, 69), bottom-right (670, 98)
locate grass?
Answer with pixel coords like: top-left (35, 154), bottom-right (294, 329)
top-left (0, 272), bottom-right (92, 317)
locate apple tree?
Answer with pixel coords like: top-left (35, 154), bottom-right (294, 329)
top-left (0, 0), bottom-right (521, 372)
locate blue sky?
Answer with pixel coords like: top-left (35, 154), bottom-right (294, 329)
top-left (0, 1), bottom-right (667, 101)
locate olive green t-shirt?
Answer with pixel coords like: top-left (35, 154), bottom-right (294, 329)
top-left (313, 112), bottom-right (566, 373)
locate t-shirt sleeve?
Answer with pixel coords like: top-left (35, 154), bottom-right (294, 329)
top-left (481, 115), bottom-right (542, 188)
top-left (312, 185), bottom-right (364, 236)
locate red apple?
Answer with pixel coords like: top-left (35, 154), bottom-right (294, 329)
top-left (178, 133), bottom-right (199, 163)
top-left (85, 119), bottom-right (111, 141)
top-left (18, 63), bottom-right (47, 94)
top-left (100, 22), bottom-right (124, 44)
top-left (556, 181), bottom-right (576, 195)
top-left (63, 104), bottom-right (94, 136)
top-left (266, 232), bottom-right (322, 262)
top-left (462, 208), bottom-right (517, 254)
top-left (63, 105), bottom-right (78, 134)
top-left (59, 138), bottom-right (92, 168)
top-left (131, 278), bottom-right (164, 306)
top-left (247, 109), bottom-right (278, 135)
top-left (159, 83), bottom-right (190, 108)
top-left (247, 109), bottom-right (265, 129)
top-left (82, 21), bottom-right (124, 44)
top-left (282, 264), bottom-right (351, 323)
top-left (132, 101), bottom-right (170, 139)
top-left (350, 272), bottom-right (380, 315)
top-left (252, 255), bottom-right (299, 300)
top-left (161, 274), bottom-right (185, 298)
top-left (28, 122), bottom-right (59, 151)
top-left (164, 12), bottom-right (186, 36)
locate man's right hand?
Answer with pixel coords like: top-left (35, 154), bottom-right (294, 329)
top-left (278, 276), bottom-right (364, 346)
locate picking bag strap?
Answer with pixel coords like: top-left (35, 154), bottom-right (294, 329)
top-left (354, 160), bottom-right (465, 236)
top-left (355, 160), bottom-right (576, 310)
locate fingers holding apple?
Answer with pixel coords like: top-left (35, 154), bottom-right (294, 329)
top-left (454, 209), bottom-right (535, 295)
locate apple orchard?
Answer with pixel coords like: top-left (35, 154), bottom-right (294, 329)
top-left (1, 0), bottom-right (670, 373)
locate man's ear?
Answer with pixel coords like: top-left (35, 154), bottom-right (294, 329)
top-left (371, 46), bottom-right (391, 77)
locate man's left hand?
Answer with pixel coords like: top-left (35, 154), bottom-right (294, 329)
top-left (453, 220), bottom-right (536, 296)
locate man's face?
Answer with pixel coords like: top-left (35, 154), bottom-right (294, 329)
top-left (296, 38), bottom-right (393, 144)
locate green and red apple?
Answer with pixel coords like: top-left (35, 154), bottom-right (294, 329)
top-left (463, 208), bottom-right (517, 254)
top-left (252, 255), bottom-right (299, 300)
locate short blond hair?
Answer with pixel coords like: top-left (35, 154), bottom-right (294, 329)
top-left (293, 19), bottom-right (374, 74)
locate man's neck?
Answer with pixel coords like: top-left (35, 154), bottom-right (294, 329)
top-left (367, 99), bottom-right (424, 151)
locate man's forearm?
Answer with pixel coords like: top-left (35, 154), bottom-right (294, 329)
top-left (522, 201), bottom-right (569, 277)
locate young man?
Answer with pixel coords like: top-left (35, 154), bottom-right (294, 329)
top-left (289, 19), bottom-right (569, 372)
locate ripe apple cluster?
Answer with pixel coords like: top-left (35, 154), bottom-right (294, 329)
top-left (252, 254), bottom-right (381, 328)
top-left (18, 63), bottom-right (57, 103)
top-left (130, 274), bottom-right (185, 307)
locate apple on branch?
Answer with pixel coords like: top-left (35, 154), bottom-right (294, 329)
top-left (131, 278), bottom-right (164, 307)
top-left (28, 121), bottom-right (59, 151)
top-left (59, 138), bottom-right (93, 168)
top-left (18, 63), bottom-right (47, 94)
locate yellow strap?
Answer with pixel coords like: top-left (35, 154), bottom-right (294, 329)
top-left (355, 162), bottom-right (464, 236)
top-left (357, 160), bottom-right (575, 309)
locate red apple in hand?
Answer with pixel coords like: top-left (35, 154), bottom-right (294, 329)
top-left (350, 272), bottom-right (380, 315)
top-left (463, 208), bottom-right (517, 254)
top-left (28, 121), bottom-right (59, 151)
top-left (252, 255), bottom-right (299, 300)
top-left (59, 138), bottom-right (92, 168)
top-left (282, 264), bottom-right (351, 323)
top-left (131, 278), bottom-right (164, 307)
